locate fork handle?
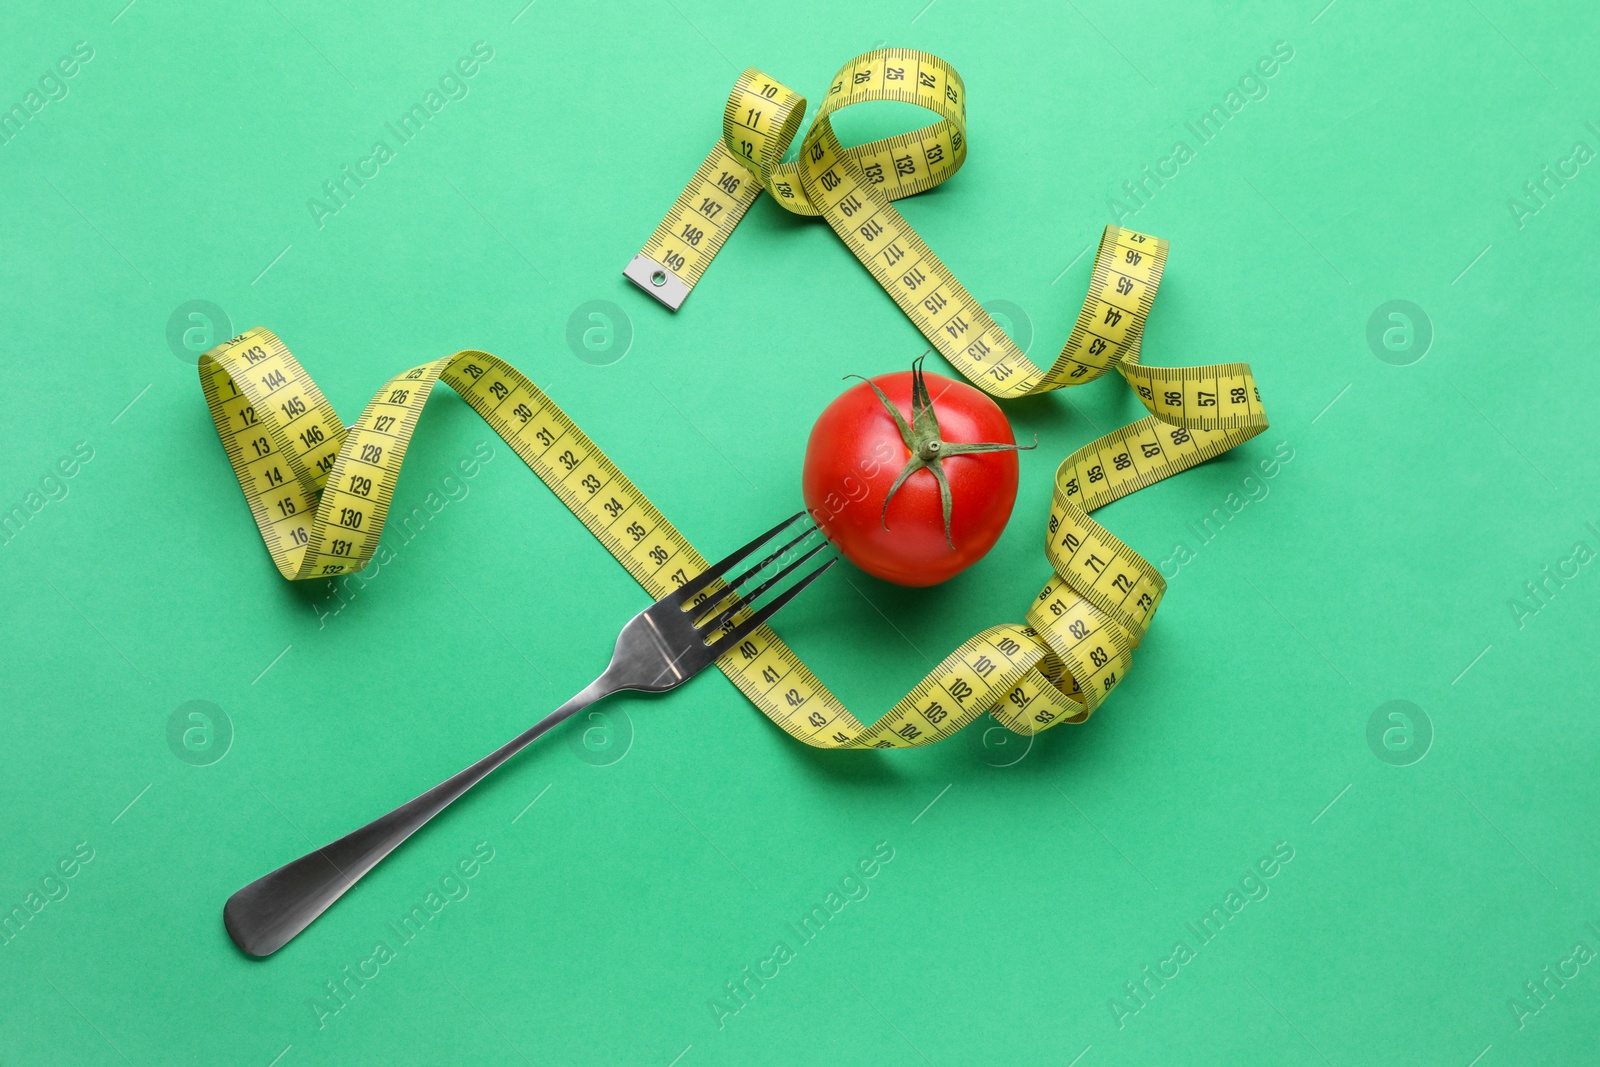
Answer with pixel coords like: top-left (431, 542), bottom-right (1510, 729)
top-left (223, 676), bottom-right (612, 957)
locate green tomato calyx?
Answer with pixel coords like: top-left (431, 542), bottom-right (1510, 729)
top-left (845, 354), bottom-right (1035, 550)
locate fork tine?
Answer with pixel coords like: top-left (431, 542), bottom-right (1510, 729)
top-left (674, 511), bottom-right (809, 602)
top-left (697, 542), bottom-right (829, 634)
top-left (688, 523), bottom-right (821, 619)
top-left (705, 558), bottom-right (837, 659)
top-left (724, 524), bottom-right (822, 590)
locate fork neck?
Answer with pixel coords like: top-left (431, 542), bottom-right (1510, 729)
top-left (534, 673), bottom-right (620, 735)
top-left (481, 674), bottom-right (618, 770)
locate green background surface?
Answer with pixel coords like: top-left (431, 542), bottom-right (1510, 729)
top-left (3, 0), bottom-right (1598, 1063)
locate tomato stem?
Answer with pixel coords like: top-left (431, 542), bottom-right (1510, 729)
top-left (848, 354), bottom-right (1035, 550)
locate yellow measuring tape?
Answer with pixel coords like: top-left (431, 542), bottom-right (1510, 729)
top-left (201, 48), bottom-right (1266, 749)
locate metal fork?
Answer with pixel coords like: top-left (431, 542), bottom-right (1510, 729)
top-left (224, 513), bottom-right (833, 957)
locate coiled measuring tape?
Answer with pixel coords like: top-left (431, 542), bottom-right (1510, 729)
top-left (200, 50), bottom-right (1266, 749)
top-left (619, 49), bottom-right (1267, 739)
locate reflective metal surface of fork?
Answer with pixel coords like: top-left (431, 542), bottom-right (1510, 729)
top-left (222, 513), bottom-right (833, 957)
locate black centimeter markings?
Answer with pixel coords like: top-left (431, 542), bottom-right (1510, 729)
top-left (806, 121), bottom-right (964, 198)
top-left (1031, 576), bottom-right (1135, 654)
top-left (1050, 506), bottom-right (1150, 582)
top-left (1051, 635), bottom-right (1124, 710)
top-left (720, 68), bottom-right (764, 127)
top-left (835, 123), bottom-right (961, 202)
top-left (1056, 534), bottom-right (1158, 633)
top-left (1065, 250), bottom-right (1157, 357)
top-left (654, 144), bottom-right (759, 285)
top-left (691, 151), bottom-right (759, 256)
top-left (822, 85), bottom-right (958, 117)
top-left (819, 189), bottom-right (1025, 385)
top-left (870, 628), bottom-right (1033, 745)
top-left (1057, 544), bottom-right (1157, 637)
top-left (1066, 418), bottom-right (1216, 511)
top-left (1099, 233), bottom-right (1165, 313)
top-left (302, 368), bottom-right (432, 577)
top-left (211, 336), bottom-right (337, 567)
top-left (841, 200), bottom-right (1000, 359)
top-left (271, 366), bottom-right (342, 489)
top-left (1045, 593), bottom-right (1136, 664)
top-left (829, 54), bottom-right (962, 110)
top-left (780, 70), bottom-right (964, 204)
top-left (245, 345), bottom-right (327, 500)
top-left (345, 372), bottom-right (437, 562)
top-left (453, 357), bottom-right (701, 594)
top-left (643, 52), bottom-right (970, 299)
top-left (201, 358), bottom-right (292, 571)
top-left (1127, 362), bottom-right (1265, 428)
top-left (754, 629), bottom-right (861, 732)
top-left (347, 363), bottom-right (439, 563)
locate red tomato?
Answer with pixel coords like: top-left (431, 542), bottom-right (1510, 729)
top-left (802, 360), bottom-right (1026, 586)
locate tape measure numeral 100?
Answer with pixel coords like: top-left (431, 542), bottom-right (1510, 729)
top-left (201, 49), bottom-right (1267, 750)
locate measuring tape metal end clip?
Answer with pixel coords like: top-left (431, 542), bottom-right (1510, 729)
top-left (623, 254), bottom-right (691, 310)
